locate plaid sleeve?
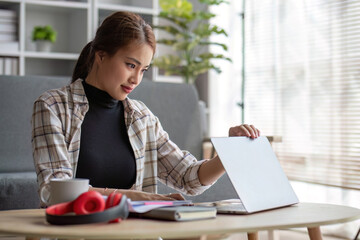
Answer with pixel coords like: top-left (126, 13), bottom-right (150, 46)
top-left (31, 99), bottom-right (73, 205)
top-left (155, 117), bottom-right (212, 195)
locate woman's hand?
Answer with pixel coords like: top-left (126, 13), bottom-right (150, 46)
top-left (123, 190), bottom-right (185, 201)
top-left (90, 187), bottom-right (185, 201)
top-left (199, 124), bottom-right (261, 186)
top-left (228, 124), bottom-right (260, 138)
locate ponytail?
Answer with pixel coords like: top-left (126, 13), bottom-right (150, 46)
top-left (72, 41), bottom-right (94, 83)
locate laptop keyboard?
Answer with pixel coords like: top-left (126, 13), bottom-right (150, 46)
top-left (194, 199), bottom-right (247, 214)
top-left (216, 203), bottom-right (247, 213)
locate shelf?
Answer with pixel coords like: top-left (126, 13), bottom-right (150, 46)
top-left (25, 3), bottom-right (89, 13)
top-left (0, 51), bottom-right (20, 57)
top-left (97, 0), bottom-right (153, 9)
top-left (156, 75), bottom-right (183, 83)
top-left (96, 4), bottom-right (156, 15)
top-left (24, 51), bottom-right (78, 60)
top-left (0, 0), bottom-right (160, 77)
top-left (0, 0), bottom-right (21, 3)
top-left (24, 0), bottom-right (89, 9)
top-left (25, 57), bottom-right (76, 76)
top-left (25, 6), bottom-right (88, 53)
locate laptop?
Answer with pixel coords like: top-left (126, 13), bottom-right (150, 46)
top-left (209, 136), bottom-right (299, 214)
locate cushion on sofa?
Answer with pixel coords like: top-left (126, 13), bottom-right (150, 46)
top-left (0, 172), bottom-right (40, 210)
top-left (130, 80), bottom-right (203, 159)
top-left (0, 75), bottom-right (71, 173)
top-left (0, 75), bottom-right (70, 209)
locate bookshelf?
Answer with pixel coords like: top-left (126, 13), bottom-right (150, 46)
top-left (0, 0), bottom-right (160, 79)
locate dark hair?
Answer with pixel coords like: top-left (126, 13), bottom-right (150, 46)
top-left (72, 11), bottom-right (156, 82)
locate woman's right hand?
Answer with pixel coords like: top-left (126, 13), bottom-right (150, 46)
top-left (89, 187), bottom-right (185, 201)
top-left (123, 190), bottom-right (185, 201)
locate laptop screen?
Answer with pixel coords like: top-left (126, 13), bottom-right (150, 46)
top-left (211, 136), bottom-right (299, 213)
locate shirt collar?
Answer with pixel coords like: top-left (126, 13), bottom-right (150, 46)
top-left (123, 97), bottom-right (143, 118)
top-left (70, 78), bottom-right (88, 104)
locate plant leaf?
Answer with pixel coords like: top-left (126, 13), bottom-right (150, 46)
top-left (153, 25), bottom-right (181, 35)
top-left (199, 41), bottom-right (228, 51)
top-left (173, 41), bottom-right (190, 51)
top-left (194, 11), bottom-right (216, 20)
top-left (157, 39), bottom-right (178, 46)
top-left (157, 12), bottom-right (188, 29)
top-left (152, 55), bottom-right (182, 69)
top-left (159, 0), bottom-right (194, 20)
top-left (198, 53), bottom-right (232, 62)
top-left (193, 24), bottom-right (228, 38)
top-left (32, 25), bottom-right (57, 43)
top-left (198, 0), bottom-right (229, 5)
top-left (154, 0), bottom-right (232, 83)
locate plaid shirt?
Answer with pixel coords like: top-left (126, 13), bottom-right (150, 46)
top-left (32, 79), bottom-right (210, 205)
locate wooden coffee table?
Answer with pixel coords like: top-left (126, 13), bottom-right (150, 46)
top-left (0, 202), bottom-right (359, 240)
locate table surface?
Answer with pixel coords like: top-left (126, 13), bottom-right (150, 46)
top-left (0, 202), bottom-right (360, 239)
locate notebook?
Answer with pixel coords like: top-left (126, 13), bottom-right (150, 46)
top-left (210, 136), bottom-right (299, 214)
top-left (130, 206), bottom-right (217, 221)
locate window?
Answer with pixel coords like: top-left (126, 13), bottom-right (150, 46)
top-left (208, 1), bottom-right (243, 137)
top-left (244, 0), bottom-right (360, 190)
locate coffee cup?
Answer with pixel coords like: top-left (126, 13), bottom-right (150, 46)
top-left (42, 178), bottom-right (90, 206)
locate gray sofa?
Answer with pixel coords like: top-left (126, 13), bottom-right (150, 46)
top-left (0, 75), bottom-right (237, 210)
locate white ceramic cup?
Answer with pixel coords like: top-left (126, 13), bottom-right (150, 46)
top-left (43, 178), bottom-right (90, 206)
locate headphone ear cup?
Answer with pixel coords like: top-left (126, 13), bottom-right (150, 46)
top-left (46, 201), bottom-right (75, 215)
top-left (73, 191), bottom-right (105, 215)
top-left (106, 192), bottom-right (122, 208)
top-left (105, 192), bottom-right (123, 223)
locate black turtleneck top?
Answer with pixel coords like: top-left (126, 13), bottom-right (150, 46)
top-left (76, 80), bottom-right (136, 189)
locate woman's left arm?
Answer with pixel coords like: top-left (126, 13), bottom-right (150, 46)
top-left (198, 124), bottom-right (261, 186)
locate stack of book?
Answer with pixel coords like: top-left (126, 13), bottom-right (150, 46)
top-left (0, 8), bottom-right (19, 75)
top-left (0, 8), bottom-right (18, 49)
top-left (128, 200), bottom-right (217, 221)
top-left (0, 57), bottom-right (18, 75)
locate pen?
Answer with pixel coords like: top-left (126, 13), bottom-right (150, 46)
top-left (130, 200), bottom-right (192, 206)
top-left (144, 201), bottom-right (174, 206)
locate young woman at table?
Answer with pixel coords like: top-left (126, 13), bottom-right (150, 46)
top-left (31, 11), bottom-right (260, 206)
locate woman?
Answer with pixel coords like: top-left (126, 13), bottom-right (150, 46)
top-left (32, 11), bottom-right (260, 206)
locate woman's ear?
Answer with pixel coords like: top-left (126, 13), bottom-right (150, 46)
top-left (95, 51), bottom-right (106, 63)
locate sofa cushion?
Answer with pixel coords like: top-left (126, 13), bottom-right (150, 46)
top-left (130, 80), bottom-right (203, 159)
top-left (0, 75), bottom-right (70, 173)
top-left (0, 172), bottom-right (40, 210)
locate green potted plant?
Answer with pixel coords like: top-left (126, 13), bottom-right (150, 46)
top-left (32, 25), bottom-right (57, 52)
top-left (152, 0), bottom-right (231, 84)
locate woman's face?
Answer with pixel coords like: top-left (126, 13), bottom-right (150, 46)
top-left (88, 43), bottom-right (153, 101)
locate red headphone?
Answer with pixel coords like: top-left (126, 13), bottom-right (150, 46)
top-left (46, 191), bottom-right (129, 225)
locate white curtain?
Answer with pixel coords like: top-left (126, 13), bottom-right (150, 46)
top-left (243, 0), bottom-right (360, 237)
top-left (210, 0), bottom-right (360, 237)
top-left (245, 0), bottom-right (360, 191)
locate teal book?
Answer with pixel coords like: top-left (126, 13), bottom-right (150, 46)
top-left (131, 206), bottom-right (217, 221)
